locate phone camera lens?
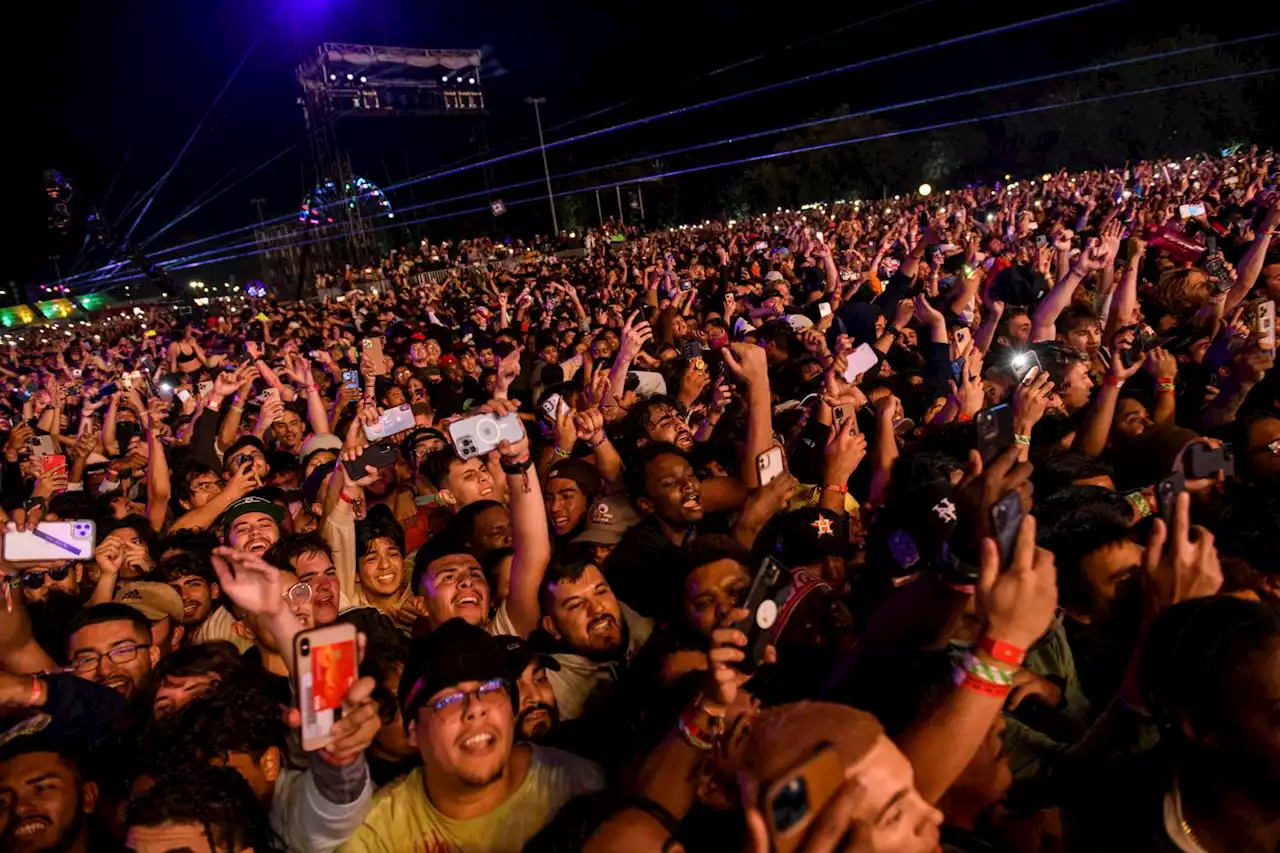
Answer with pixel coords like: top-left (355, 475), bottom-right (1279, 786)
top-left (299, 638), bottom-right (310, 655)
top-left (771, 777), bottom-right (810, 833)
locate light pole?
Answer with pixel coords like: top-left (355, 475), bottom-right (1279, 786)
top-left (524, 96), bottom-right (558, 235)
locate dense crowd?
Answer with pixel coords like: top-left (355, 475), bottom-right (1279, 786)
top-left (0, 147), bottom-right (1278, 853)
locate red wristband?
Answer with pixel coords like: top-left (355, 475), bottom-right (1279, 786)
top-left (823, 483), bottom-right (849, 494)
top-left (978, 635), bottom-right (1027, 666)
top-left (956, 670), bottom-right (1012, 699)
top-left (338, 491), bottom-right (359, 505)
top-left (957, 413), bottom-right (974, 424)
top-left (1104, 375), bottom-right (1124, 389)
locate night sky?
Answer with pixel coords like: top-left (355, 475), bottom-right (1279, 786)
top-left (8, 0), bottom-right (1280, 290)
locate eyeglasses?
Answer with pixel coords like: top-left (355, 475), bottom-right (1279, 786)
top-left (70, 642), bottom-right (151, 673)
top-left (17, 564), bottom-right (74, 589)
top-left (283, 581), bottom-right (313, 608)
top-left (428, 678), bottom-right (510, 719)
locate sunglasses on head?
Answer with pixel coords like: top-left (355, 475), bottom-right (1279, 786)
top-left (18, 564), bottom-right (73, 589)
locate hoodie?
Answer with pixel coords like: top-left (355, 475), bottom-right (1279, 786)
top-left (544, 602), bottom-right (653, 721)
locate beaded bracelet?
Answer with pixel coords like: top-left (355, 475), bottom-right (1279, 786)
top-left (552, 446), bottom-right (572, 460)
top-left (677, 710), bottom-right (716, 751)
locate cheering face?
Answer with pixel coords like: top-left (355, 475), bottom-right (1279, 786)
top-left (166, 574), bottom-right (217, 627)
top-left (515, 661), bottom-right (560, 741)
top-left (643, 404), bottom-right (694, 451)
top-left (227, 512), bottom-right (280, 555)
top-left (0, 751), bottom-right (95, 853)
top-left (66, 619), bottom-right (159, 701)
top-left (273, 410), bottom-right (307, 452)
top-left (358, 537), bottom-right (406, 599)
top-left (444, 457), bottom-right (496, 507)
top-left (420, 554), bottom-right (491, 629)
top-left (413, 679), bottom-right (515, 790)
top-left (292, 550), bottom-right (341, 626)
top-left (542, 563), bottom-right (624, 654)
top-left (640, 453), bottom-right (704, 526)
top-left (1057, 362), bottom-right (1094, 413)
top-left (17, 562), bottom-right (81, 605)
top-left (545, 478), bottom-right (589, 537)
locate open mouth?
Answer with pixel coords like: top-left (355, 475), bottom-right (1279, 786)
top-left (247, 538), bottom-right (269, 554)
top-left (551, 514), bottom-right (569, 529)
top-left (681, 494), bottom-right (702, 511)
top-left (376, 573), bottom-right (397, 586)
top-left (13, 818), bottom-right (50, 838)
top-left (458, 731), bottom-right (496, 752)
top-left (182, 601), bottom-right (198, 615)
top-left (454, 593), bottom-right (482, 610)
top-left (588, 614), bottom-right (617, 634)
top-left (102, 675), bottom-right (131, 693)
top-left (479, 485), bottom-right (494, 497)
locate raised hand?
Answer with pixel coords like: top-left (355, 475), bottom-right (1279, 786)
top-left (1141, 490), bottom-right (1222, 615)
top-left (211, 546), bottom-right (287, 617)
top-left (722, 342), bottom-right (769, 388)
top-left (618, 311), bottom-right (654, 361)
top-left (1012, 370), bottom-right (1054, 434)
top-left (977, 513), bottom-right (1058, 650)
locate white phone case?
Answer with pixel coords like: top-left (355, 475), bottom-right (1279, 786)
top-left (843, 344), bottom-right (879, 382)
top-left (363, 404), bottom-right (415, 441)
top-left (3, 521), bottom-right (96, 562)
top-left (449, 412), bottom-right (524, 460)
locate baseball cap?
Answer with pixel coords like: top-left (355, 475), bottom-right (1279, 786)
top-left (494, 634), bottom-right (561, 682)
top-left (221, 496), bottom-right (286, 539)
top-left (765, 270), bottom-right (785, 283)
top-left (398, 618), bottom-right (509, 721)
top-left (774, 508), bottom-right (852, 567)
top-left (546, 459), bottom-right (603, 503)
top-left (572, 495), bottom-right (642, 546)
top-left (114, 581), bottom-right (184, 622)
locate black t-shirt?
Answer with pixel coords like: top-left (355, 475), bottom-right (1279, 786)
top-left (429, 378), bottom-right (483, 418)
top-left (601, 517), bottom-right (684, 623)
top-left (241, 646), bottom-right (293, 709)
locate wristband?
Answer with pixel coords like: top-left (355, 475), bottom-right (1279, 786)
top-left (1156, 382), bottom-right (1175, 393)
top-left (823, 483), bottom-right (849, 495)
top-left (206, 399), bottom-right (221, 412)
top-left (959, 651), bottom-right (1018, 687)
top-left (338, 491), bottom-right (360, 505)
top-left (552, 446), bottom-right (572, 460)
top-left (956, 412), bottom-right (974, 424)
top-left (676, 709), bottom-right (716, 751)
top-left (955, 669), bottom-right (1012, 700)
top-left (586, 436), bottom-right (609, 449)
top-left (1013, 434), bottom-right (1031, 446)
top-left (1104, 375), bottom-right (1125, 389)
top-left (501, 455), bottom-right (534, 475)
top-left (1124, 489), bottom-right (1155, 519)
top-left (29, 676), bottom-right (44, 707)
top-left (977, 634), bottom-right (1027, 667)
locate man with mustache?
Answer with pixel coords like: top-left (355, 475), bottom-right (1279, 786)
top-left (496, 635), bottom-right (561, 742)
top-left (221, 496), bottom-right (285, 556)
top-left (64, 603), bottom-right (161, 703)
top-left (0, 739), bottom-right (103, 853)
top-left (339, 619), bottom-right (603, 853)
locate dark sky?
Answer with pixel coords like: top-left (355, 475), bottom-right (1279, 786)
top-left (9, 0), bottom-right (1280, 291)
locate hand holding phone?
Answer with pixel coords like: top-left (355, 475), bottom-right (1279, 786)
top-left (294, 623), bottom-right (359, 752)
top-left (756, 446), bottom-right (786, 486)
top-left (730, 557), bottom-right (791, 674)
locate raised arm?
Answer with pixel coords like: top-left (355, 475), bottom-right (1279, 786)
top-left (480, 401), bottom-right (548, 638)
top-left (722, 343), bottom-right (773, 488)
top-left (145, 415), bottom-right (172, 533)
top-left (1223, 197), bottom-right (1280, 315)
top-left (1073, 330), bottom-right (1144, 457)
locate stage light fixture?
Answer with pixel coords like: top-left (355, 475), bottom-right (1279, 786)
top-left (346, 73), bottom-right (354, 81)
top-left (441, 75), bottom-right (448, 81)
top-left (329, 74), bottom-right (337, 81)
top-left (360, 76), bottom-right (367, 83)
top-left (468, 77), bottom-right (475, 84)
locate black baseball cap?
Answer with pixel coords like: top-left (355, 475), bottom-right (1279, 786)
top-left (399, 618), bottom-right (509, 722)
top-left (220, 496), bottom-right (285, 539)
top-left (494, 634), bottom-right (560, 682)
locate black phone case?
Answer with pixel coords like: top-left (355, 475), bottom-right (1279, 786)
top-left (732, 557), bottom-right (787, 673)
top-left (990, 491), bottom-right (1022, 567)
top-left (343, 444), bottom-right (397, 479)
top-left (1156, 472), bottom-right (1185, 528)
top-left (976, 405), bottom-right (1014, 464)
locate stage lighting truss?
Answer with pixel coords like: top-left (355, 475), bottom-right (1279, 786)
top-left (296, 43), bottom-right (487, 118)
top-left (298, 176), bottom-right (393, 226)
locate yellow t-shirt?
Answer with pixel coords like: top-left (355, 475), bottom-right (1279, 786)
top-left (338, 746), bottom-right (604, 853)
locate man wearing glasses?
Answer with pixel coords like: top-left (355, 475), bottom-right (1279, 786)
top-left (64, 603), bottom-right (161, 702)
top-left (338, 618), bottom-right (603, 853)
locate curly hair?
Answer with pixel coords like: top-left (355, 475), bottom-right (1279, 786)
top-left (127, 765), bottom-right (284, 853)
top-left (140, 685), bottom-right (287, 773)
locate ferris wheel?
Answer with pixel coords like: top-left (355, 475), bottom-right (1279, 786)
top-left (298, 175), bottom-right (394, 226)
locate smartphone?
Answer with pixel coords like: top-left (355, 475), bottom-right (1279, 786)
top-left (42, 455), bottom-right (66, 475)
top-left (1185, 442), bottom-right (1236, 480)
top-left (679, 280), bottom-right (692, 292)
top-left (1156, 472), bottom-right (1185, 529)
top-left (1203, 236), bottom-right (1233, 293)
top-left (842, 343), bottom-right (879, 383)
top-left (763, 742), bottom-right (845, 853)
top-left (363, 404), bottom-right (415, 441)
top-left (1010, 351), bottom-right (1041, 384)
top-left (342, 444), bottom-right (398, 479)
top-left (990, 491), bottom-right (1022, 567)
top-left (813, 231), bottom-right (824, 243)
top-left (1118, 324), bottom-right (1156, 369)
top-left (1035, 235), bottom-right (1047, 248)
top-left (1249, 299), bottom-right (1276, 359)
top-left (731, 556), bottom-right (791, 673)
top-left (682, 340), bottom-right (703, 360)
top-left (975, 404), bottom-right (1015, 465)
top-left (263, 388), bottom-right (280, 404)
top-left (176, 389), bottom-right (192, 403)
top-left (950, 357), bottom-right (965, 381)
top-left (92, 383), bottom-right (118, 403)
top-left (540, 393), bottom-right (564, 421)
top-left (817, 302), bottom-right (832, 319)
top-left (448, 411), bottom-right (524, 460)
top-left (341, 369), bottom-right (360, 391)
top-left (361, 338), bottom-right (386, 375)
top-left (2, 521), bottom-right (96, 562)
top-left (197, 380), bottom-right (213, 398)
top-left (756, 446), bottom-right (786, 486)
top-left (1179, 203), bottom-right (1206, 219)
top-left (294, 623), bottom-right (358, 752)
top-left (26, 435), bottom-right (57, 459)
